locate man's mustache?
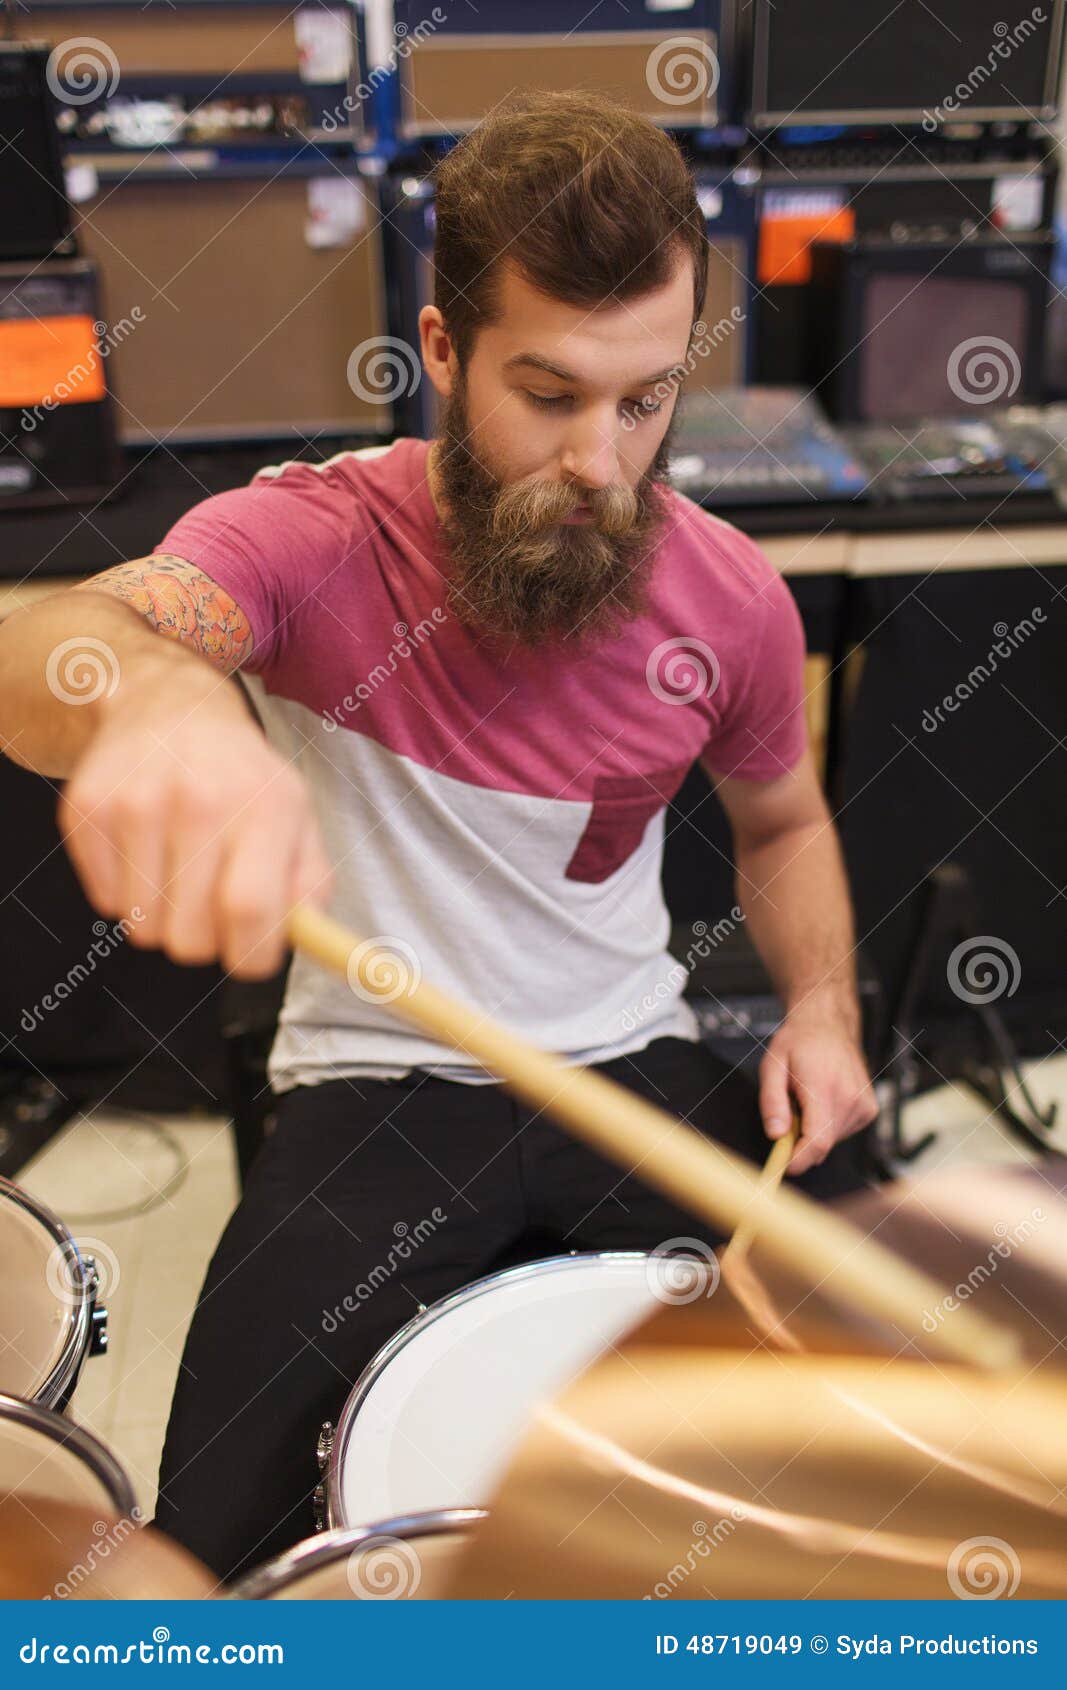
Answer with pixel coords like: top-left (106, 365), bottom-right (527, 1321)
top-left (489, 473), bottom-right (640, 542)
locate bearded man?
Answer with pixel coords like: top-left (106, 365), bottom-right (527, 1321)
top-left (0, 90), bottom-right (877, 1581)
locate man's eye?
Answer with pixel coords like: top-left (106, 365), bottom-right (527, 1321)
top-left (525, 392), bottom-right (571, 411)
top-left (624, 397), bottom-right (663, 422)
top-left (524, 391), bottom-right (663, 421)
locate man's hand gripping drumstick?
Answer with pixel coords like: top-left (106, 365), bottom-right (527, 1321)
top-left (287, 904), bottom-right (1019, 1373)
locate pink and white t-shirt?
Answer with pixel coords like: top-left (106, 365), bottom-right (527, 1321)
top-left (156, 436), bottom-right (807, 1091)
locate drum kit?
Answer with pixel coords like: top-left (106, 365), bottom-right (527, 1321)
top-left (2, 903), bottom-right (1066, 1602)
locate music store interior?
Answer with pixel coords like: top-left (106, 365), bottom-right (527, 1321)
top-left (2, 0), bottom-right (1067, 1605)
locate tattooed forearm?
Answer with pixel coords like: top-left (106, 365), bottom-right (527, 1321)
top-left (73, 553), bottom-right (254, 673)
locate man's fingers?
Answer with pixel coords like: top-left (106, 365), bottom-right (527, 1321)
top-left (291, 828), bottom-right (334, 913)
top-left (216, 817), bottom-right (293, 980)
top-left (58, 784), bottom-right (126, 918)
top-left (787, 1093), bottom-right (837, 1175)
top-left (759, 1060), bottom-right (794, 1139)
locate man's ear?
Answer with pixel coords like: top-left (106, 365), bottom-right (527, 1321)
top-left (418, 305), bottom-right (456, 401)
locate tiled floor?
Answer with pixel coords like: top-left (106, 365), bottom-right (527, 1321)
top-left (17, 1107), bottom-right (238, 1521)
top-left (13, 1049), bottom-right (1067, 1522)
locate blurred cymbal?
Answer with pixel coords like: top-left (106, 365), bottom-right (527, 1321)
top-left (447, 1340), bottom-right (1067, 1598)
top-left (0, 1497), bottom-right (216, 1599)
top-left (735, 1158), bottom-right (1067, 1367)
top-left (447, 1160), bottom-right (1067, 1599)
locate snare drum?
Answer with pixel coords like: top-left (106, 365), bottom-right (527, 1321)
top-left (231, 1509), bottom-right (486, 1600)
top-left (0, 1176), bottom-right (108, 1409)
top-left (323, 1251), bottom-right (701, 1528)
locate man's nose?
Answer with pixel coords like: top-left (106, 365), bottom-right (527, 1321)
top-left (559, 416), bottom-right (621, 493)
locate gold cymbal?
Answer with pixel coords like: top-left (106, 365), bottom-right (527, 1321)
top-left (447, 1161), bottom-right (1067, 1599)
top-left (0, 1497), bottom-right (216, 1600)
top-left (446, 1340), bottom-right (1067, 1599)
top-left (726, 1159), bottom-right (1067, 1368)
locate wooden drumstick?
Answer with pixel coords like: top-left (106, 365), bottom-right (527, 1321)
top-left (720, 1106), bottom-right (801, 1269)
top-left (287, 904), bottom-right (1019, 1372)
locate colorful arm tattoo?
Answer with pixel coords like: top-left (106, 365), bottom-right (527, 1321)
top-left (73, 553), bottom-right (255, 673)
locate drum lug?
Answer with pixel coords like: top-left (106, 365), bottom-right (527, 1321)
top-left (89, 1303), bottom-right (109, 1357)
top-left (316, 1420), bottom-right (334, 1474)
top-left (82, 1257), bottom-right (109, 1357)
top-left (313, 1421), bottom-right (334, 1532)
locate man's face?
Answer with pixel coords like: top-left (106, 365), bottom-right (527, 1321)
top-left (427, 257), bottom-right (695, 646)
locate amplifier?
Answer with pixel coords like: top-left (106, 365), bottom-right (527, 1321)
top-left (744, 0), bottom-right (1065, 129)
top-left (0, 42), bottom-right (73, 262)
top-left (808, 236), bottom-right (1053, 423)
top-left (391, 0), bottom-right (734, 140)
top-left (690, 164), bottom-right (758, 391)
top-left (11, 2), bottom-right (362, 138)
top-left (0, 259), bottom-right (122, 509)
top-left (10, 2), bottom-right (353, 75)
top-left (68, 167), bottom-right (390, 445)
top-left (753, 142), bottom-right (1057, 388)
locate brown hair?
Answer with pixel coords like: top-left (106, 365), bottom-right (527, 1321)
top-left (431, 90), bottom-right (709, 366)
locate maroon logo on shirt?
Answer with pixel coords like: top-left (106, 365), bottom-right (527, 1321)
top-left (565, 764), bottom-right (691, 885)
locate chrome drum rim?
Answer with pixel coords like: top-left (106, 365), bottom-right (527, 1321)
top-left (230, 1508), bottom-right (488, 1599)
top-left (0, 1392), bottom-right (137, 1518)
top-left (0, 1176), bottom-right (93, 1410)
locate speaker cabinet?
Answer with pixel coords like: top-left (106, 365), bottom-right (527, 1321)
top-left (71, 170), bottom-right (390, 444)
top-left (808, 236), bottom-right (1052, 423)
top-left (0, 258), bottom-right (121, 509)
top-left (393, 0), bottom-right (729, 138)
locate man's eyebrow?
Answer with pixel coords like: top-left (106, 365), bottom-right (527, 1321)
top-left (501, 351), bottom-right (680, 388)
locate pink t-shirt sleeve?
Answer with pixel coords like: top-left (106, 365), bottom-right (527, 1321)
top-left (702, 560), bottom-right (809, 782)
top-left (154, 465), bottom-right (357, 677)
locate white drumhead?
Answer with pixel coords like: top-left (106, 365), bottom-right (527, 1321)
top-left (241, 1523), bottom-right (475, 1600)
top-left (334, 1253), bottom-right (679, 1526)
top-left (0, 1189), bottom-right (80, 1401)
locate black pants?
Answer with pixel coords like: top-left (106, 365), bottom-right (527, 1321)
top-left (153, 1036), bottom-right (867, 1581)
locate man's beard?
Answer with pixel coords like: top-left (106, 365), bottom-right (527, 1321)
top-left (431, 376), bottom-right (677, 647)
